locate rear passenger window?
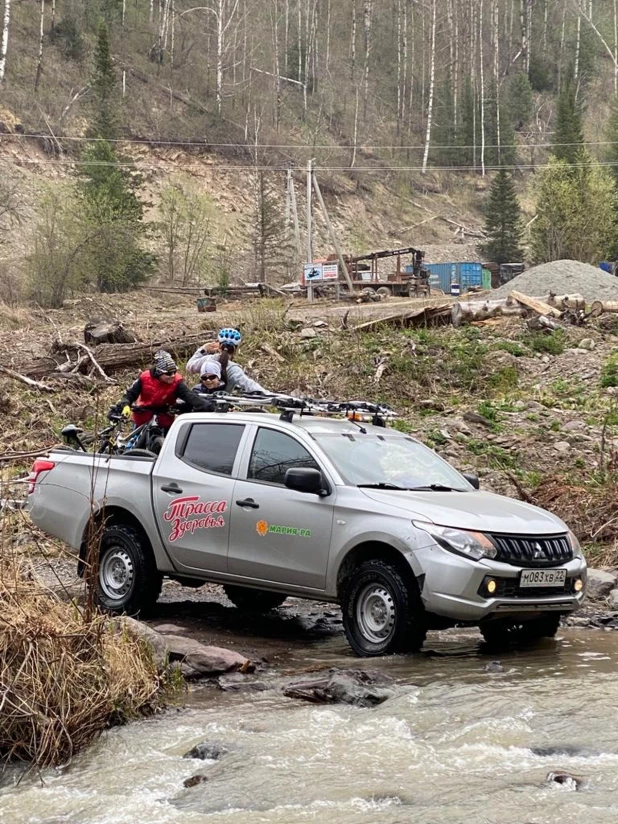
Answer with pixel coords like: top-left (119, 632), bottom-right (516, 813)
top-left (248, 428), bottom-right (320, 485)
top-left (181, 424), bottom-right (244, 476)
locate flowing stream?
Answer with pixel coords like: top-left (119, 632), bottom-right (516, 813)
top-left (3, 625), bottom-right (618, 824)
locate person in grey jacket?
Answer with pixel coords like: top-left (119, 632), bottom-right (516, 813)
top-left (186, 327), bottom-right (268, 394)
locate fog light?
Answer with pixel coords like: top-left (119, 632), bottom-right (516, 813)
top-left (486, 578), bottom-right (497, 595)
top-left (574, 578), bottom-right (584, 593)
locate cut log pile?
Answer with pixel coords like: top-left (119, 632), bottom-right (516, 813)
top-left (452, 291), bottom-right (587, 328)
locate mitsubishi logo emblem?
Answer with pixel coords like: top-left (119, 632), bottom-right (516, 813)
top-left (532, 542), bottom-right (545, 560)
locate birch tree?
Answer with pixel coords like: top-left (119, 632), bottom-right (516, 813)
top-left (421, 0), bottom-right (436, 174)
top-left (35, 0), bottom-right (45, 91)
top-left (0, 0), bottom-right (11, 86)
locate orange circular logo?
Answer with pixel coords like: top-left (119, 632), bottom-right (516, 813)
top-left (256, 520), bottom-right (269, 537)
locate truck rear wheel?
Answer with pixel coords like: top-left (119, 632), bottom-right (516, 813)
top-left (223, 585), bottom-right (287, 613)
top-left (480, 614), bottom-right (561, 647)
top-left (96, 525), bottom-right (162, 616)
top-left (342, 559), bottom-right (427, 657)
top-left (376, 286), bottom-right (391, 299)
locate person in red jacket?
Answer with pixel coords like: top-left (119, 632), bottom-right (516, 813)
top-left (109, 350), bottom-right (211, 429)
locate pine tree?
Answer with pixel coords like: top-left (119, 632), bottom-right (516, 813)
top-left (78, 23), bottom-right (154, 292)
top-left (89, 21), bottom-right (117, 141)
top-left (506, 72), bottom-right (533, 130)
top-left (479, 169), bottom-right (524, 265)
top-left (552, 82), bottom-right (584, 165)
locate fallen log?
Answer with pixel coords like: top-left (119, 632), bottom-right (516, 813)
top-left (21, 335), bottom-right (206, 379)
top-left (590, 300), bottom-right (618, 317)
top-left (0, 365), bottom-right (56, 393)
top-left (452, 298), bottom-right (523, 326)
top-left (544, 293), bottom-right (585, 310)
top-left (509, 290), bottom-right (563, 318)
top-left (352, 304), bottom-right (452, 332)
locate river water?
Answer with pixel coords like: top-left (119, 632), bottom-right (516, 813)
top-left (3, 625), bottom-right (618, 824)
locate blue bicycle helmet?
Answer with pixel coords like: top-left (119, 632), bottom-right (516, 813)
top-left (218, 328), bottom-right (242, 347)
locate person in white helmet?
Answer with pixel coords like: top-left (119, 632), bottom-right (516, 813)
top-left (186, 328), bottom-right (268, 394)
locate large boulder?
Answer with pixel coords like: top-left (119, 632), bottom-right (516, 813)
top-left (111, 616), bottom-right (169, 670)
top-left (163, 635), bottom-right (253, 677)
top-left (283, 668), bottom-right (394, 707)
top-left (586, 569), bottom-right (618, 601)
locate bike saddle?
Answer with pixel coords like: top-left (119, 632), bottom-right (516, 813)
top-left (61, 424), bottom-right (83, 439)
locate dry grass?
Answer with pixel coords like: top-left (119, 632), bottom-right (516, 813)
top-left (0, 556), bottom-right (162, 768)
top-left (532, 476), bottom-right (618, 563)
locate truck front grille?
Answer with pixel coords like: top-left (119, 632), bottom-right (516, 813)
top-left (488, 533), bottom-right (572, 567)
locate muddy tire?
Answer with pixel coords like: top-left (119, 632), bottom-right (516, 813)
top-left (223, 585), bottom-right (286, 612)
top-left (480, 614), bottom-right (561, 647)
top-left (341, 559), bottom-right (427, 657)
top-left (96, 525), bottom-right (162, 615)
top-left (376, 286), bottom-right (391, 299)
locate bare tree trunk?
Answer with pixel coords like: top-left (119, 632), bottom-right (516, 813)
top-left (421, 0), bottom-right (436, 174)
top-left (0, 0), bottom-right (12, 86)
top-left (35, 0), bottom-right (44, 92)
top-left (150, 0), bottom-right (154, 24)
top-left (297, 0), bottom-right (303, 89)
top-left (350, 0), bottom-right (356, 80)
top-left (50, 0), bottom-right (55, 39)
top-left (325, 0), bottom-right (331, 75)
top-left (216, 0), bottom-right (224, 113)
top-left (284, 0), bottom-right (289, 75)
top-left (272, 0), bottom-right (281, 129)
top-left (524, 0), bottom-right (532, 75)
top-left (170, 0), bottom-right (175, 68)
top-left (397, 0), bottom-right (402, 127)
top-left (574, 1), bottom-right (582, 80)
top-left (479, 0), bottom-right (486, 176)
top-left (351, 86), bottom-right (359, 168)
top-left (558, 0), bottom-right (566, 88)
top-left (543, 0), bottom-right (548, 50)
top-left (615, 0), bottom-right (618, 94)
top-left (402, 0), bottom-right (409, 127)
top-left (493, 0), bottom-right (500, 162)
top-left (363, 0), bottom-right (372, 118)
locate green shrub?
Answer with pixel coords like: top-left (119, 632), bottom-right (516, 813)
top-left (527, 331), bottom-right (565, 355)
top-left (601, 354), bottom-right (618, 388)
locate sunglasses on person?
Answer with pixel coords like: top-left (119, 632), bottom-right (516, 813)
top-left (161, 369), bottom-right (177, 376)
top-left (201, 374), bottom-right (219, 381)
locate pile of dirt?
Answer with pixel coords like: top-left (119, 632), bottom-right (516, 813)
top-left (492, 260), bottom-right (618, 302)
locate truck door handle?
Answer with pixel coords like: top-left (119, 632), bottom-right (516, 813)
top-left (236, 498), bottom-right (259, 509)
top-left (161, 483), bottom-right (183, 494)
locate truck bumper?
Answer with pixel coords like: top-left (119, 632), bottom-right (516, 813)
top-left (412, 545), bottom-right (587, 622)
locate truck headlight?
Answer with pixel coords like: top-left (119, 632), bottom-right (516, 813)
top-left (414, 522), bottom-right (497, 561)
top-left (567, 530), bottom-right (583, 558)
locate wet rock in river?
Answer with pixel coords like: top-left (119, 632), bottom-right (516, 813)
top-left (183, 773), bottom-right (209, 788)
top-left (163, 635), bottom-right (254, 677)
top-left (532, 745), bottom-right (593, 758)
top-left (283, 668), bottom-right (394, 707)
top-left (546, 771), bottom-right (584, 791)
top-left (111, 617), bottom-right (169, 670)
top-left (586, 569), bottom-right (618, 601)
top-left (184, 742), bottom-right (229, 761)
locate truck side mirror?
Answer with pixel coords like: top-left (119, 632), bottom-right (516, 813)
top-left (284, 467), bottom-right (326, 495)
top-left (463, 472), bottom-right (480, 490)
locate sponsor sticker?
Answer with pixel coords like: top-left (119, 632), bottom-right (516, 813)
top-left (163, 495), bottom-right (227, 542)
top-left (256, 519), bottom-right (312, 538)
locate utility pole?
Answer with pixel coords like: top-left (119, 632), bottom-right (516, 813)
top-left (312, 171), bottom-right (355, 295)
top-left (288, 170), bottom-right (302, 266)
top-left (306, 158), bottom-right (314, 302)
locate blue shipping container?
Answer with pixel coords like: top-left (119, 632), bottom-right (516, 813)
top-left (421, 262), bottom-right (483, 294)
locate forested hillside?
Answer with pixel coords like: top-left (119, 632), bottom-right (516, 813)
top-left (0, 0), bottom-right (617, 302)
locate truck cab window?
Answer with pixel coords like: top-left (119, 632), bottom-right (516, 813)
top-left (248, 428), bottom-right (320, 485)
top-left (181, 423), bottom-right (244, 476)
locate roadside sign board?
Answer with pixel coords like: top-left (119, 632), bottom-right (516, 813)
top-left (303, 263), bottom-right (323, 284)
top-left (322, 263), bottom-right (339, 280)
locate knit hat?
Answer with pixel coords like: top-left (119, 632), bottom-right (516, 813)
top-left (153, 350), bottom-right (177, 374)
top-left (200, 359), bottom-right (222, 379)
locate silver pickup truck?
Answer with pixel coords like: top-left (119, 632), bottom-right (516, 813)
top-left (27, 411), bottom-right (587, 657)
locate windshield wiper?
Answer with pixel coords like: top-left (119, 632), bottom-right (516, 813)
top-left (357, 482), bottom-right (407, 490)
top-left (408, 484), bottom-right (464, 492)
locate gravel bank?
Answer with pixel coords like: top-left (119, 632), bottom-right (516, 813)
top-left (492, 259), bottom-right (618, 302)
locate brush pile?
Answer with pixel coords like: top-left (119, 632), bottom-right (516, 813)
top-left (0, 558), bottom-right (162, 767)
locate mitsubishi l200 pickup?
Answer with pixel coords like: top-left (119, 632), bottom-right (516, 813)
top-left (27, 412), bottom-right (587, 656)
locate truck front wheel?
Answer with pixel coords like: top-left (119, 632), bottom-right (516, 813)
top-left (342, 560), bottom-right (427, 657)
top-left (480, 614), bottom-right (561, 646)
top-left (97, 525), bottom-right (162, 615)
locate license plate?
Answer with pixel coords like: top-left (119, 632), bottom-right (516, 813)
top-left (520, 569), bottom-right (567, 588)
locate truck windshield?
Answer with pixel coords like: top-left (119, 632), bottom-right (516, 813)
top-left (313, 434), bottom-right (471, 491)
